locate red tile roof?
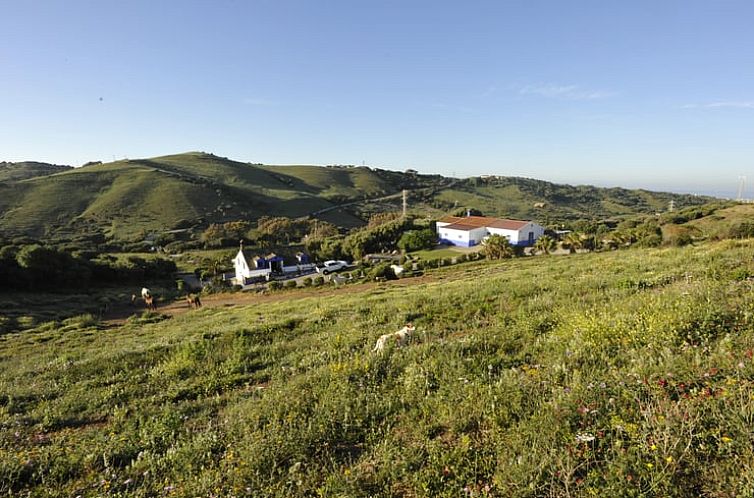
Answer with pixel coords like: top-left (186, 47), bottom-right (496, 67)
top-left (438, 215), bottom-right (530, 230)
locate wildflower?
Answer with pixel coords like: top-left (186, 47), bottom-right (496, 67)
top-left (666, 456), bottom-right (673, 463)
top-left (646, 463), bottom-right (654, 469)
top-left (650, 444), bottom-right (657, 451)
top-left (721, 436), bottom-right (733, 444)
top-left (575, 432), bottom-right (596, 443)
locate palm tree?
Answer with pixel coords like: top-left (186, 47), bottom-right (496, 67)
top-left (561, 232), bottom-right (582, 254)
top-left (483, 234), bottom-right (514, 259)
top-left (534, 235), bottom-right (556, 255)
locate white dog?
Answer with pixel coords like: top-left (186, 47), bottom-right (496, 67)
top-left (372, 324), bottom-right (416, 353)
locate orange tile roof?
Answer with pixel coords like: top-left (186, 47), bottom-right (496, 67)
top-left (441, 222), bottom-right (487, 231)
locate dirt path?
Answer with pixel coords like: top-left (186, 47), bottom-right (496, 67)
top-left (102, 274), bottom-right (438, 326)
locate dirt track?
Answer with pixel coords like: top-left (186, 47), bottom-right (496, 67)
top-left (102, 274), bottom-right (437, 326)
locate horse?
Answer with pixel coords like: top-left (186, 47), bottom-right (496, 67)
top-left (144, 294), bottom-right (156, 311)
top-left (186, 294), bottom-right (202, 309)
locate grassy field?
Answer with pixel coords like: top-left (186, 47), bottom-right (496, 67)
top-left (3, 240), bottom-right (754, 496)
top-left (408, 245), bottom-right (474, 261)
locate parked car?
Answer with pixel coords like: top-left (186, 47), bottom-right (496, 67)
top-left (317, 260), bottom-right (349, 275)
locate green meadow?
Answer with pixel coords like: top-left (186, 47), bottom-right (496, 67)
top-left (3, 240), bottom-right (754, 496)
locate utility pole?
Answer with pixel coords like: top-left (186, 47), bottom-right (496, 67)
top-left (402, 189), bottom-right (408, 218)
top-left (737, 176), bottom-right (747, 201)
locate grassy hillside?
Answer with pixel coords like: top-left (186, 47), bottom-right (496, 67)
top-left (0, 161), bottom-right (71, 182)
top-left (430, 177), bottom-right (711, 223)
top-left (3, 240), bottom-right (754, 496)
top-left (0, 151), bottom-right (714, 243)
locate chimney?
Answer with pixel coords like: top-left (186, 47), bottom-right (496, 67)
top-left (239, 239), bottom-right (244, 252)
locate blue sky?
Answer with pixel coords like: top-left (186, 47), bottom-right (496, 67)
top-left (2, 1), bottom-right (753, 196)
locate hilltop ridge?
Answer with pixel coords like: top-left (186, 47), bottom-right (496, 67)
top-left (0, 151), bottom-right (714, 243)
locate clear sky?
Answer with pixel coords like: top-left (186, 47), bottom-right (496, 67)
top-left (2, 0), bottom-right (753, 197)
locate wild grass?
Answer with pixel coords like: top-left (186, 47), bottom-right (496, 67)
top-left (3, 241), bottom-right (754, 496)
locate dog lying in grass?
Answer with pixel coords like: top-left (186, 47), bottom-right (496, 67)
top-left (372, 323), bottom-right (416, 353)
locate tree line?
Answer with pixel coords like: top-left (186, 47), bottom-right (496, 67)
top-left (0, 244), bottom-right (177, 292)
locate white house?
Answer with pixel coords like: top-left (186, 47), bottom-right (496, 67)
top-left (233, 245), bottom-right (316, 285)
top-left (233, 248), bottom-right (273, 285)
top-left (436, 215), bottom-right (545, 247)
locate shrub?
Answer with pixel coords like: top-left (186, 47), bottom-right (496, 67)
top-left (313, 276), bottom-right (324, 287)
top-left (301, 277), bottom-right (313, 287)
top-left (397, 229), bottom-right (436, 252)
top-left (728, 221), bottom-right (754, 239)
top-left (268, 281), bottom-right (283, 291)
top-left (284, 280), bottom-right (298, 289)
top-left (368, 263), bottom-right (396, 281)
top-left (668, 232), bottom-right (693, 247)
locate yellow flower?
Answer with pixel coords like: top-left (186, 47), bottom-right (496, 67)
top-left (666, 456), bottom-right (673, 463)
top-left (650, 444), bottom-right (657, 451)
top-left (721, 436), bottom-right (733, 444)
top-left (646, 463), bottom-right (654, 469)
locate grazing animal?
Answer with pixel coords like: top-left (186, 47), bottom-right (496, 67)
top-left (143, 294), bottom-right (156, 311)
top-left (372, 323), bottom-right (416, 353)
top-left (141, 287), bottom-right (151, 299)
top-left (186, 294), bottom-right (202, 309)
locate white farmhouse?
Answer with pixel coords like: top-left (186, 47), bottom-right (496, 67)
top-left (233, 246), bottom-right (274, 285)
top-left (436, 215), bottom-right (545, 247)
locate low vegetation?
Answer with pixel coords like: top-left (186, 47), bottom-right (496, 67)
top-left (3, 239), bottom-right (754, 496)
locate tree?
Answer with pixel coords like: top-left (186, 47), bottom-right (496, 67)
top-left (534, 235), bottom-right (556, 255)
top-left (560, 232), bottom-right (582, 254)
top-left (397, 229), bottom-right (436, 252)
top-left (483, 234), bottom-right (514, 259)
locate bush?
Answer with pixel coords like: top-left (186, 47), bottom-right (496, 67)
top-left (397, 229), bottom-right (436, 252)
top-left (668, 232), bottom-right (693, 247)
top-left (268, 281), bottom-right (283, 291)
top-left (313, 276), bottom-right (324, 287)
top-left (368, 263), bottom-right (396, 281)
top-left (284, 280), bottom-right (298, 289)
top-left (728, 221), bottom-right (754, 239)
top-left (301, 277), bottom-right (313, 287)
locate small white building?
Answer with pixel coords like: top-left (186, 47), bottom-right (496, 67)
top-left (436, 215), bottom-right (545, 247)
top-left (233, 248), bottom-right (273, 285)
top-left (233, 246), bottom-right (316, 285)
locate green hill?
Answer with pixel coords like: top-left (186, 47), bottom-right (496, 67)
top-left (3, 240), bottom-right (754, 495)
top-left (0, 151), bottom-right (714, 243)
top-left (0, 161), bottom-right (71, 182)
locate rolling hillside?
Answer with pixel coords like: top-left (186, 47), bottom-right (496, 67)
top-left (0, 161), bottom-right (71, 182)
top-left (3, 240), bottom-right (754, 496)
top-left (0, 151), bottom-right (714, 242)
